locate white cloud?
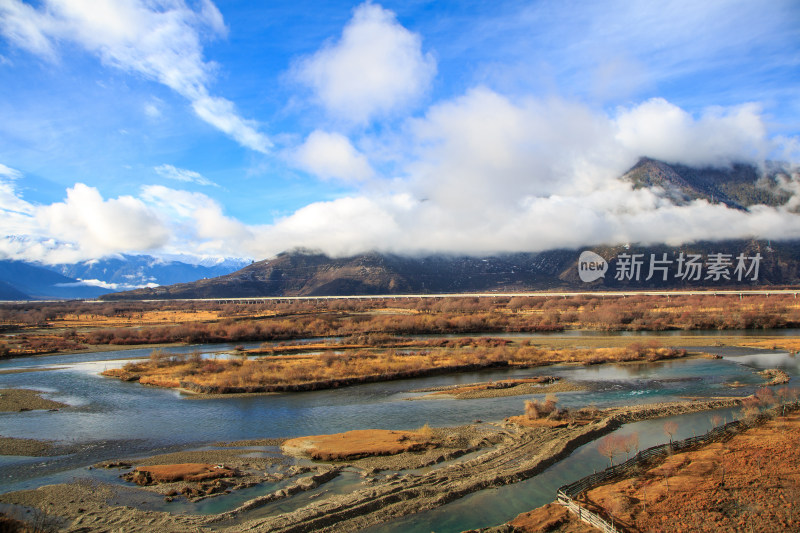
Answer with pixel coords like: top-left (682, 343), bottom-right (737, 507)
top-left (0, 0), bottom-right (270, 153)
top-left (0, 0), bottom-right (57, 59)
top-left (406, 88), bottom-right (630, 211)
top-left (615, 98), bottom-right (769, 166)
top-left (140, 185), bottom-right (254, 254)
top-left (2, 90), bottom-right (799, 264)
top-left (36, 183), bottom-right (171, 257)
top-left (143, 101), bottom-right (162, 119)
top-left (294, 1), bottom-right (436, 124)
top-left (0, 166), bottom-right (36, 231)
top-left (191, 94), bottom-right (270, 153)
top-left (291, 130), bottom-right (374, 182)
top-left (240, 91), bottom-right (799, 258)
top-left (55, 278), bottom-right (117, 290)
top-left (255, 195), bottom-right (406, 258)
top-left (54, 278), bottom-right (160, 290)
top-left (155, 164), bottom-right (217, 187)
top-left (0, 163), bottom-right (22, 180)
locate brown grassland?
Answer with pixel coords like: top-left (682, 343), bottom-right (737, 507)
top-left (100, 341), bottom-right (687, 393)
top-left (2, 293), bottom-right (800, 358)
top-left (565, 413), bottom-right (800, 532)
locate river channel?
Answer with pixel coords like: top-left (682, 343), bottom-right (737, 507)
top-left (1, 330), bottom-right (798, 530)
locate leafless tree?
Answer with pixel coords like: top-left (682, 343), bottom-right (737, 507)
top-left (621, 432), bottom-right (640, 460)
top-left (663, 421), bottom-right (678, 443)
top-left (598, 434), bottom-right (624, 467)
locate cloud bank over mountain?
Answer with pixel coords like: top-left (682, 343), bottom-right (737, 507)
top-left (0, 1), bottom-right (798, 264)
top-left (2, 90), bottom-right (797, 264)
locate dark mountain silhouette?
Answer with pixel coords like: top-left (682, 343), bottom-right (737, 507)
top-left (103, 239), bottom-right (799, 299)
top-left (623, 157), bottom-right (791, 209)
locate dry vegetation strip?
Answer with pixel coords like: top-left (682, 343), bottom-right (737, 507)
top-left (101, 342), bottom-right (687, 394)
top-left (3, 293), bottom-right (800, 357)
top-left (574, 412), bottom-right (800, 533)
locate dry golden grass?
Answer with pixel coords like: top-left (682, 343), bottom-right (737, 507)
top-left (510, 503), bottom-right (595, 532)
top-left (6, 293), bottom-right (800, 357)
top-left (738, 338), bottom-right (800, 352)
top-left (51, 308), bottom-right (277, 328)
top-left (101, 342), bottom-right (688, 394)
top-left (580, 413), bottom-right (800, 532)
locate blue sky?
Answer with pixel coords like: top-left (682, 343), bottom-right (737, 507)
top-left (1, 0), bottom-right (799, 264)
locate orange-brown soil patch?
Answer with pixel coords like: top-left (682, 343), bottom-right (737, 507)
top-left (510, 502), bottom-right (595, 532)
top-left (577, 412), bottom-right (800, 532)
top-left (123, 463), bottom-right (238, 485)
top-left (281, 429), bottom-right (436, 461)
top-left (505, 415), bottom-right (596, 429)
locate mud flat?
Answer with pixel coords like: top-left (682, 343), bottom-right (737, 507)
top-left (0, 388), bottom-right (66, 412)
top-left (0, 435), bottom-right (53, 456)
top-left (0, 397), bottom-right (745, 533)
top-left (409, 377), bottom-right (586, 400)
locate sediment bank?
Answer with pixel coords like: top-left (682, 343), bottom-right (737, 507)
top-left (0, 397), bottom-right (744, 533)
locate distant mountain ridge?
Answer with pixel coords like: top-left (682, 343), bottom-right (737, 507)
top-left (0, 255), bottom-right (249, 300)
top-left (103, 239), bottom-right (800, 300)
top-left (49, 254), bottom-right (250, 289)
top-left (6, 158), bottom-right (799, 300)
top-left (104, 158), bottom-right (800, 299)
top-left (0, 260), bottom-right (112, 300)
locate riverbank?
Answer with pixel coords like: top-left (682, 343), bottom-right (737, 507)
top-left (0, 397), bottom-right (746, 532)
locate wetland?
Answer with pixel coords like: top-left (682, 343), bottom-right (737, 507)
top-left (1, 294), bottom-right (799, 531)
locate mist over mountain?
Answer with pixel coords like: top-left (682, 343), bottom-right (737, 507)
top-left (5, 159), bottom-right (799, 301)
top-left (97, 158), bottom-right (800, 300)
top-left (103, 239), bottom-right (798, 300)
